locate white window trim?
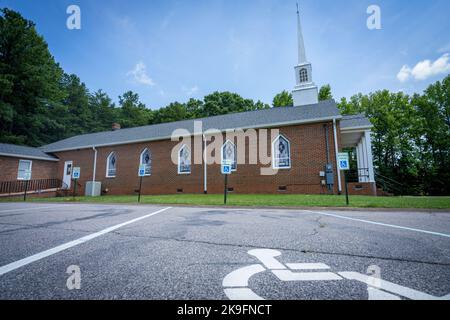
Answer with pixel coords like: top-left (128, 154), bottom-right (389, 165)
top-left (221, 140), bottom-right (237, 172)
top-left (178, 144), bottom-right (191, 175)
top-left (140, 148), bottom-right (152, 176)
top-left (272, 134), bottom-right (292, 170)
top-left (106, 152), bottom-right (117, 178)
top-left (17, 159), bottom-right (32, 180)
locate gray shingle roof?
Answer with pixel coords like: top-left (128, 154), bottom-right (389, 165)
top-left (41, 100), bottom-right (341, 152)
top-left (340, 114), bottom-right (372, 129)
top-left (0, 143), bottom-right (58, 161)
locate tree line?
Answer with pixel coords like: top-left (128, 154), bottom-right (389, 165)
top-left (0, 8), bottom-right (270, 147)
top-left (1, 8), bottom-right (449, 195)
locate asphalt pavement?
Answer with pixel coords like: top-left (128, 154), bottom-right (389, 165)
top-left (0, 202), bottom-right (449, 300)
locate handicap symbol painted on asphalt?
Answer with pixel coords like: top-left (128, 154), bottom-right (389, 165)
top-left (222, 249), bottom-right (450, 300)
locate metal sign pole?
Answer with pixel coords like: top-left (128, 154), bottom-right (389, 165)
top-left (73, 179), bottom-right (78, 200)
top-left (23, 180), bottom-right (28, 202)
top-left (224, 174), bottom-right (228, 205)
top-left (138, 176), bottom-right (143, 203)
top-left (344, 171), bottom-right (349, 206)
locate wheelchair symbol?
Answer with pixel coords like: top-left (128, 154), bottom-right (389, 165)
top-left (222, 249), bottom-right (450, 300)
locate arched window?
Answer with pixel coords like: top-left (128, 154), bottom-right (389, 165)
top-left (221, 140), bottom-right (237, 171)
top-left (299, 68), bottom-right (308, 82)
top-left (178, 145), bottom-right (191, 174)
top-left (140, 148), bottom-right (152, 176)
top-left (272, 135), bottom-right (291, 169)
top-left (106, 152), bottom-right (117, 177)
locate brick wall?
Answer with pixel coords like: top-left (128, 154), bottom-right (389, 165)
top-left (53, 121), bottom-right (343, 195)
top-left (0, 156), bottom-right (58, 181)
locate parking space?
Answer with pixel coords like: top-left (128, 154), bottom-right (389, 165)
top-left (0, 203), bottom-right (449, 299)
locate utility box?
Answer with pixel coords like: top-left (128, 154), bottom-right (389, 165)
top-left (85, 181), bottom-right (101, 197)
top-left (324, 164), bottom-right (334, 187)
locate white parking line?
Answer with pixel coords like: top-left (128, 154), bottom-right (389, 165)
top-left (301, 210), bottom-right (450, 238)
top-left (0, 205), bottom-right (71, 214)
top-left (0, 207), bottom-right (171, 276)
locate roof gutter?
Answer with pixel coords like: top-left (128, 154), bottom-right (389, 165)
top-left (0, 152), bottom-right (59, 162)
top-left (91, 146), bottom-right (97, 196)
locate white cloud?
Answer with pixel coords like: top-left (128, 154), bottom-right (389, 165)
top-left (397, 53), bottom-right (450, 82)
top-left (182, 85), bottom-right (199, 96)
top-left (127, 61), bottom-right (155, 86)
top-left (438, 43), bottom-right (450, 54)
top-left (397, 65), bottom-right (412, 82)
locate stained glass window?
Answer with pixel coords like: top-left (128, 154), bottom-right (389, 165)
top-left (106, 152), bottom-right (117, 177)
top-left (178, 145), bottom-right (191, 174)
top-left (273, 135), bottom-right (291, 169)
top-left (222, 140), bottom-right (237, 171)
top-left (140, 148), bottom-right (152, 175)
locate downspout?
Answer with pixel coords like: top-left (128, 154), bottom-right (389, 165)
top-left (333, 119), bottom-right (342, 194)
top-left (92, 146), bottom-right (97, 196)
top-left (202, 134), bottom-right (207, 194)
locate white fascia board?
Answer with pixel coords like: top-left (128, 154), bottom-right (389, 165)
top-left (340, 125), bottom-right (373, 133)
top-left (0, 152), bottom-right (59, 162)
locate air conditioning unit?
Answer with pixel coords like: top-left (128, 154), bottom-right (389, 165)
top-left (85, 181), bottom-right (101, 197)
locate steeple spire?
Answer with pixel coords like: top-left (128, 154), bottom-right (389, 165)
top-left (296, 3), bottom-right (307, 64)
top-left (291, 2), bottom-right (318, 106)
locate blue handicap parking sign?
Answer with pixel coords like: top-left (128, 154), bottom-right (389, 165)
top-left (72, 167), bottom-right (80, 179)
top-left (138, 164), bottom-right (146, 177)
top-left (222, 164), bottom-right (231, 175)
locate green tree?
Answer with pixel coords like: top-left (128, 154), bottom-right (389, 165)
top-left (59, 73), bottom-right (92, 137)
top-left (0, 8), bottom-right (64, 146)
top-left (89, 90), bottom-right (117, 132)
top-left (154, 102), bottom-right (191, 124)
top-left (319, 84), bottom-right (333, 101)
top-left (272, 90), bottom-right (293, 107)
top-left (117, 91), bottom-right (153, 128)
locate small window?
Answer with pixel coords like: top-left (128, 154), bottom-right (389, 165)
top-left (299, 68), bottom-right (308, 82)
top-left (178, 145), bottom-right (191, 174)
top-left (106, 152), bottom-right (117, 177)
top-left (140, 148), bottom-right (152, 176)
top-left (17, 160), bottom-right (32, 180)
top-left (221, 140), bottom-right (237, 171)
top-left (272, 135), bottom-right (291, 169)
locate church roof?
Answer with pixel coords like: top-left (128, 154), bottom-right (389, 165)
top-left (0, 143), bottom-right (59, 161)
top-left (340, 114), bottom-right (373, 130)
top-left (41, 100), bottom-right (341, 152)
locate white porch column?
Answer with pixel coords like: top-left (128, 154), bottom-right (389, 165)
top-left (356, 142), bottom-right (362, 183)
top-left (364, 130), bottom-right (375, 182)
top-left (361, 136), bottom-right (368, 182)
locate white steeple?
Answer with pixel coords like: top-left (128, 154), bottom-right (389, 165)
top-left (296, 3), bottom-right (307, 64)
top-left (292, 3), bottom-right (318, 107)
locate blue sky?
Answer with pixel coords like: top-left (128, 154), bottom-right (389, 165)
top-left (2, 0), bottom-right (450, 109)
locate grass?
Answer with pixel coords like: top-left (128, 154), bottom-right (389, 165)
top-left (2, 194), bottom-right (450, 209)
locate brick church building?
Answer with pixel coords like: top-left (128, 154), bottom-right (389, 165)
top-left (0, 9), bottom-right (376, 197)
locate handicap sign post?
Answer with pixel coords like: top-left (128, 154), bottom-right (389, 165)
top-left (23, 170), bottom-right (31, 202)
top-left (137, 164), bottom-right (146, 203)
top-left (72, 167), bottom-right (81, 199)
top-left (221, 161), bottom-right (232, 205)
top-left (337, 153), bottom-right (350, 205)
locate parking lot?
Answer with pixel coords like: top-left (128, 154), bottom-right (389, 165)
top-left (0, 202), bottom-right (449, 300)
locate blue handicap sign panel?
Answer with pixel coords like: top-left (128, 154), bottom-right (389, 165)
top-left (222, 164), bottom-right (232, 175)
top-left (138, 164), bottom-right (147, 177)
top-left (337, 153), bottom-right (350, 170)
top-left (72, 167), bottom-right (81, 179)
